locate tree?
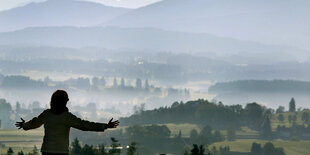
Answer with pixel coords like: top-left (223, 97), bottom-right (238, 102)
top-left (276, 106), bottom-right (285, 113)
top-left (109, 137), bottom-right (121, 155)
top-left (289, 98), bottom-right (296, 112)
top-left (71, 138), bottom-right (82, 155)
top-left (219, 146), bottom-right (230, 155)
top-left (274, 147), bottom-right (286, 155)
top-left (262, 142), bottom-right (275, 155)
top-left (7, 147), bottom-right (14, 155)
top-left (17, 151), bottom-right (24, 155)
top-left (190, 129), bottom-right (199, 143)
top-left (199, 125), bottom-right (212, 144)
top-left (120, 78), bottom-right (125, 88)
top-left (251, 142), bottom-right (262, 155)
top-left (16, 102), bottom-right (21, 113)
top-left (144, 79), bottom-right (149, 89)
top-left (277, 114), bottom-right (285, 122)
top-left (98, 143), bottom-right (107, 155)
top-left (135, 78), bottom-right (142, 89)
top-left (190, 144), bottom-right (205, 155)
top-left (28, 145), bottom-right (38, 155)
top-left (245, 102), bottom-right (264, 130)
top-left (127, 142), bottom-right (137, 155)
top-left (92, 77), bottom-right (100, 86)
top-left (260, 115), bottom-right (272, 139)
top-left (100, 77), bottom-right (106, 86)
top-left (302, 112), bottom-right (310, 124)
top-left (81, 144), bottom-right (95, 155)
top-left (113, 78), bottom-right (118, 87)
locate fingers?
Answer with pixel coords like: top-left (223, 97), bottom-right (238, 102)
top-left (21, 118), bottom-right (25, 122)
top-left (112, 120), bottom-right (120, 128)
top-left (109, 118), bottom-right (113, 123)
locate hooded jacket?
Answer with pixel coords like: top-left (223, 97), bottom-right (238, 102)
top-left (23, 109), bottom-right (107, 154)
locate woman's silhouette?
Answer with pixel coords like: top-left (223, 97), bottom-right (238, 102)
top-left (15, 90), bottom-right (119, 155)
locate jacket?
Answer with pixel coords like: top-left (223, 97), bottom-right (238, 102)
top-left (23, 109), bottom-right (107, 153)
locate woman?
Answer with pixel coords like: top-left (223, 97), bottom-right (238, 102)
top-left (15, 89), bottom-right (120, 155)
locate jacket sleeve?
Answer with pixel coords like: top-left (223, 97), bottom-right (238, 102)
top-left (67, 112), bottom-right (107, 132)
top-left (23, 110), bottom-right (48, 130)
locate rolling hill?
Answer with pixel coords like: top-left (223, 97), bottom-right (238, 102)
top-left (104, 0), bottom-right (310, 50)
top-left (0, 26), bottom-right (306, 64)
top-left (0, 0), bottom-right (131, 32)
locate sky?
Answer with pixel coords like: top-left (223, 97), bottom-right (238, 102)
top-left (0, 0), bottom-right (162, 11)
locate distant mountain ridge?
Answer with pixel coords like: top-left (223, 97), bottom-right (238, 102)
top-left (0, 26), bottom-right (306, 63)
top-left (103, 0), bottom-right (310, 50)
top-left (0, 0), bottom-right (131, 32)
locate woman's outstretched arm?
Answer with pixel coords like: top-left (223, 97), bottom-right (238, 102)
top-left (67, 112), bottom-right (119, 131)
top-left (15, 110), bottom-right (48, 130)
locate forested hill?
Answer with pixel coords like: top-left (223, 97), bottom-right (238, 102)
top-left (120, 99), bottom-right (267, 130)
top-left (209, 80), bottom-right (310, 94)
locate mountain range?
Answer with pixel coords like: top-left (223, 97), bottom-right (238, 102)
top-left (0, 26), bottom-right (307, 64)
top-left (0, 0), bottom-right (130, 32)
top-left (103, 0), bottom-right (310, 50)
top-left (0, 0), bottom-right (308, 62)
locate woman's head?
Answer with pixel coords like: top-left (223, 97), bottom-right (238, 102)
top-left (50, 89), bottom-right (69, 114)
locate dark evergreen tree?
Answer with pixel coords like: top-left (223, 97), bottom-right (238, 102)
top-left (81, 144), bottom-right (95, 155)
top-left (17, 150), bottom-right (24, 155)
top-left (32, 145), bottom-right (39, 155)
top-left (251, 142), bottom-right (262, 155)
top-left (262, 142), bottom-right (275, 155)
top-left (289, 98), bottom-right (296, 112)
top-left (71, 138), bottom-right (82, 155)
top-left (189, 144), bottom-right (209, 155)
top-left (7, 147), bottom-right (14, 155)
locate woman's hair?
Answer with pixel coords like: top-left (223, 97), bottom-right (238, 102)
top-left (50, 89), bottom-right (69, 114)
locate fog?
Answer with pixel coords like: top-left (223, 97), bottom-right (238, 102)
top-left (0, 0), bottom-right (309, 154)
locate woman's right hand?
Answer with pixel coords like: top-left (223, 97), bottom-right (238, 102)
top-left (15, 118), bottom-right (25, 129)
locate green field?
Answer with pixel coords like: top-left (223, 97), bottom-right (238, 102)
top-left (210, 139), bottom-right (310, 155)
top-left (0, 129), bottom-right (43, 154)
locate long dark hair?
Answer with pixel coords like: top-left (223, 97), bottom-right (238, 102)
top-left (50, 89), bottom-right (69, 114)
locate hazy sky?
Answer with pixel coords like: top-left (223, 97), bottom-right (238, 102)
top-left (0, 0), bottom-right (162, 11)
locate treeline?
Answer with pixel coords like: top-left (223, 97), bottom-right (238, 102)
top-left (120, 99), bottom-right (270, 130)
top-left (209, 80), bottom-right (310, 94)
top-left (70, 123), bottom-right (227, 154)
